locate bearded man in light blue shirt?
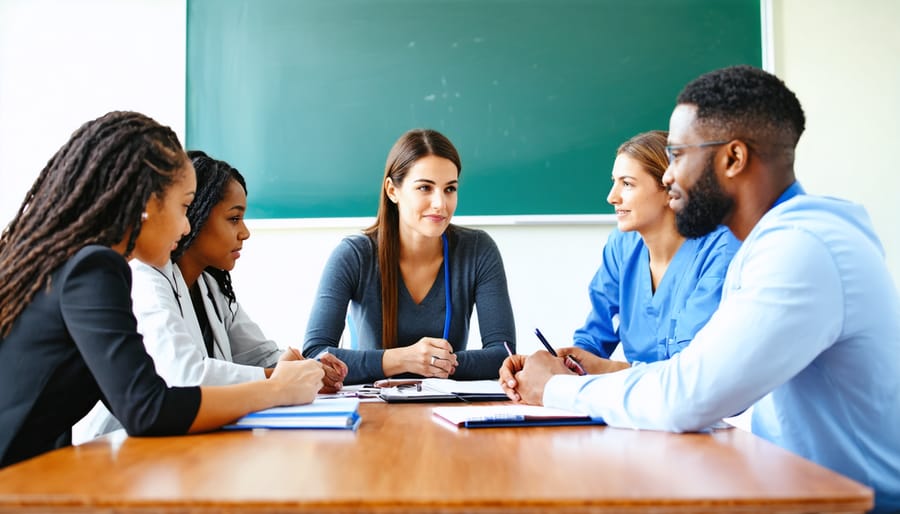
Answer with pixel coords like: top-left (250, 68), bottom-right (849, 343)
top-left (500, 65), bottom-right (900, 513)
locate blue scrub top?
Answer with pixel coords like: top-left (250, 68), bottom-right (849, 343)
top-left (573, 226), bottom-right (740, 363)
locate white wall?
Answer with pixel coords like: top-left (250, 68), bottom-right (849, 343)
top-left (1, 0), bottom-right (897, 355)
top-left (772, 0), bottom-right (900, 288)
top-left (0, 0), bottom-right (186, 225)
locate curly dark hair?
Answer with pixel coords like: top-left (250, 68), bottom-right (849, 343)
top-left (173, 150), bottom-right (247, 306)
top-left (677, 65), bottom-right (806, 148)
top-left (0, 111), bottom-right (186, 336)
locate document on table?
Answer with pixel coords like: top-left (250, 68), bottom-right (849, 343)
top-left (379, 378), bottom-right (509, 403)
top-left (224, 398), bottom-right (361, 430)
top-left (432, 404), bottom-right (605, 428)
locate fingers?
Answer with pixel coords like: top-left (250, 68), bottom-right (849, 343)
top-left (428, 354), bottom-right (454, 377)
top-left (556, 346), bottom-right (581, 359)
top-left (270, 359), bottom-right (324, 405)
top-left (515, 352), bottom-right (572, 405)
top-left (314, 353), bottom-right (348, 392)
top-left (556, 347), bottom-right (589, 375)
top-left (498, 355), bottom-right (526, 402)
top-left (416, 337), bottom-right (457, 377)
top-left (320, 367), bottom-right (344, 391)
top-left (564, 355), bottom-right (587, 375)
top-left (279, 346), bottom-right (303, 362)
top-left (318, 383), bottom-right (342, 394)
top-left (302, 360), bottom-right (326, 395)
top-left (322, 353), bottom-right (349, 376)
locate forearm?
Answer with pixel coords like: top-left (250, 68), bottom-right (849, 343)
top-left (195, 359), bottom-right (324, 432)
top-left (452, 344), bottom-right (507, 380)
top-left (189, 380), bottom-right (284, 433)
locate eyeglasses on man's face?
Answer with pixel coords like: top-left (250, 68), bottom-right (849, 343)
top-left (665, 140), bottom-right (729, 164)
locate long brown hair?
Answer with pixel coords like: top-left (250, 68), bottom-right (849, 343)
top-left (0, 111), bottom-right (187, 337)
top-left (617, 130), bottom-right (669, 188)
top-left (362, 129), bottom-right (461, 348)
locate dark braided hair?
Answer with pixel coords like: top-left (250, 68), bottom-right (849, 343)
top-left (173, 150), bottom-right (247, 306)
top-left (677, 65), bottom-right (806, 149)
top-left (0, 111), bottom-right (187, 337)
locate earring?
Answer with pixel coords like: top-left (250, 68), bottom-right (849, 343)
top-left (141, 212), bottom-right (149, 221)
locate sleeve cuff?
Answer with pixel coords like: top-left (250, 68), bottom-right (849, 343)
top-left (543, 374), bottom-right (590, 411)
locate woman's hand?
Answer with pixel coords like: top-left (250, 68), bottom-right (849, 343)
top-left (557, 346), bottom-right (630, 374)
top-left (317, 352), bottom-right (349, 393)
top-left (268, 359), bottom-right (324, 406)
top-left (383, 337), bottom-right (458, 378)
top-left (272, 347), bottom-right (347, 393)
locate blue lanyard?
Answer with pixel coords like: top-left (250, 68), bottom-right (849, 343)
top-left (442, 233), bottom-right (451, 340)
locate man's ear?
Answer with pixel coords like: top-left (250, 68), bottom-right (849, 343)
top-left (723, 140), bottom-right (751, 179)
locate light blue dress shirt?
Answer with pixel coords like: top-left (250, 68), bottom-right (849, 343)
top-left (573, 226), bottom-right (740, 363)
top-left (545, 183), bottom-right (900, 512)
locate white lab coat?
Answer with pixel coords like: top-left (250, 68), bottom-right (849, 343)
top-left (73, 261), bottom-right (282, 443)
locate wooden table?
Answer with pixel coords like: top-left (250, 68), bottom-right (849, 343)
top-left (0, 401), bottom-right (873, 513)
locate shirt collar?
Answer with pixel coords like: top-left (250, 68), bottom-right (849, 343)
top-left (771, 181), bottom-right (805, 209)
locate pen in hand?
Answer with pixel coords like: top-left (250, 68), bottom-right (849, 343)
top-left (533, 328), bottom-right (587, 376)
top-left (533, 328), bottom-right (557, 356)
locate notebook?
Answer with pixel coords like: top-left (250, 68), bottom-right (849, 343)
top-left (224, 398), bottom-right (361, 430)
top-left (378, 378), bottom-right (509, 403)
top-left (432, 404), bottom-right (604, 428)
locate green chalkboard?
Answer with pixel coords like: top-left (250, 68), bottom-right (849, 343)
top-left (186, 0), bottom-right (761, 219)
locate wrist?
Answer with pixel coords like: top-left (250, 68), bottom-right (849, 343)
top-left (606, 360), bottom-right (631, 373)
top-left (381, 347), bottom-right (406, 376)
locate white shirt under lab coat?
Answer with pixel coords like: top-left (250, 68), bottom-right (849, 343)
top-left (73, 261), bottom-right (282, 442)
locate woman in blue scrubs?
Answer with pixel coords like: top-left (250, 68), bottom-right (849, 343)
top-left (559, 130), bottom-right (740, 373)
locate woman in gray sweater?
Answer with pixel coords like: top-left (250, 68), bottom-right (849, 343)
top-left (303, 129), bottom-right (516, 384)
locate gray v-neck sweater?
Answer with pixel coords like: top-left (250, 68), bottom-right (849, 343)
top-left (303, 225), bottom-right (516, 384)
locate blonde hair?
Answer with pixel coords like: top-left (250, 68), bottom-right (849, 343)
top-left (617, 130), bottom-right (669, 189)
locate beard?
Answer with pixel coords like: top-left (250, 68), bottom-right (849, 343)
top-left (674, 155), bottom-right (734, 238)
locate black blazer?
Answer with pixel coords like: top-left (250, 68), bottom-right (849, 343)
top-left (0, 245), bottom-right (200, 467)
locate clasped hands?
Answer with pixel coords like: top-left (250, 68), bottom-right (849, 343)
top-left (405, 337), bottom-right (458, 378)
top-left (277, 347), bottom-right (349, 394)
top-left (382, 337), bottom-right (458, 378)
top-left (499, 347), bottom-right (631, 404)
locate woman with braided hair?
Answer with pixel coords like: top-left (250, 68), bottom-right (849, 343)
top-left (75, 151), bottom-right (348, 442)
top-left (0, 111), bottom-right (324, 467)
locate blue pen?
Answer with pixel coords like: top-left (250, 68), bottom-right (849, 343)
top-left (534, 328), bottom-right (587, 375)
top-left (533, 328), bottom-right (557, 356)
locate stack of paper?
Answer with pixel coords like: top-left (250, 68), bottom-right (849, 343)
top-left (379, 378), bottom-right (509, 403)
top-left (224, 398), bottom-right (361, 430)
top-left (433, 404), bottom-right (604, 428)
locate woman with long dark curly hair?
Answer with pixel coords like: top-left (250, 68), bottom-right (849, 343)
top-left (0, 111), bottom-right (324, 467)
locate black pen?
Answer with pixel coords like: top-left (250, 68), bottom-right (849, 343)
top-left (534, 328), bottom-right (587, 376)
top-left (534, 328), bottom-right (558, 356)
